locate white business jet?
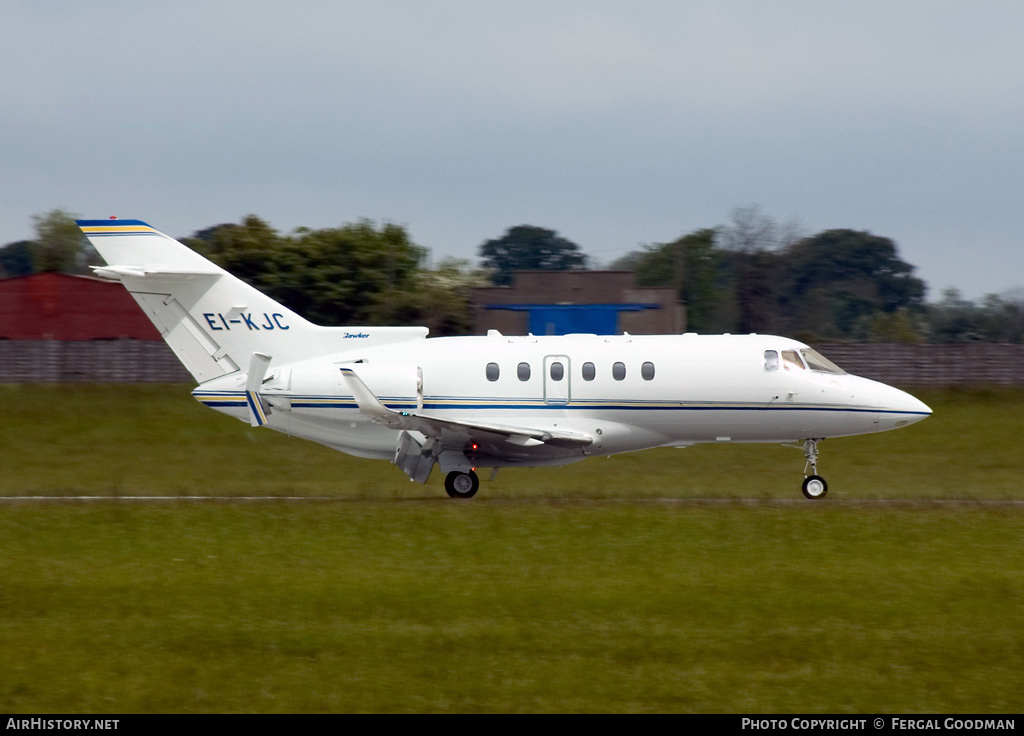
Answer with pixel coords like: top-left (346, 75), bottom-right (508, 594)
top-left (78, 219), bottom-right (931, 499)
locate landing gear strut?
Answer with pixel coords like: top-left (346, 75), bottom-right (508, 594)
top-left (799, 439), bottom-right (828, 500)
top-left (444, 470), bottom-right (480, 499)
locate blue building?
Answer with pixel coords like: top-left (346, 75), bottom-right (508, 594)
top-left (473, 271), bottom-right (683, 336)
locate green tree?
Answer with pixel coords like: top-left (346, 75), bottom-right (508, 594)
top-left (977, 291), bottom-right (1024, 343)
top-left (0, 241), bottom-right (36, 278)
top-left (185, 215), bottom-right (306, 318)
top-left (865, 309), bottom-right (926, 343)
top-left (722, 247), bottom-right (783, 334)
top-left (186, 216), bottom-right (288, 283)
top-left (185, 217), bottom-right (427, 326)
top-left (32, 209), bottom-right (96, 274)
top-left (626, 228), bottom-right (725, 332)
top-left (292, 220), bottom-right (425, 325)
top-left (719, 206), bottom-right (802, 334)
top-left (780, 229), bottom-right (926, 340)
top-left (479, 225), bottom-right (587, 286)
top-left (0, 210), bottom-right (102, 277)
top-left (926, 288), bottom-right (1024, 343)
top-left (371, 258), bottom-right (489, 336)
top-left (720, 205), bottom-right (800, 254)
top-left (923, 288), bottom-right (975, 341)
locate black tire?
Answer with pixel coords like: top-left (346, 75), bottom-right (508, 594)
top-left (444, 470), bottom-right (479, 499)
top-left (801, 475), bottom-right (828, 500)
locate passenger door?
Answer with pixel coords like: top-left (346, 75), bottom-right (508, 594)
top-left (543, 355), bottom-right (570, 404)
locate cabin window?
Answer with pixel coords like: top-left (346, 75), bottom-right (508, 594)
top-left (764, 350), bottom-right (779, 371)
top-left (582, 362), bottom-right (596, 381)
top-left (486, 362), bottom-right (500, 381)
top-left (800, 348), bottom-right (846, 374)
top-left (641, 362), bottom-right (655, 381)
top-left (549, 361), bottom-right (564, 381)
top-left (517, 362), bottom-right (531, 381)
top-left (612, 362), bottom-right (626, 381)
top-left (782, 350), bottom-right (805, 371)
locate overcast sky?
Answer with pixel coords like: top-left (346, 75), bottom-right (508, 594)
top-left (2, 0), bottom-right (1022, 299)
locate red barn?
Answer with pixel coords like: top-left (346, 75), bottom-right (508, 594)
top-left (0, 272), bottom-right (160, 340)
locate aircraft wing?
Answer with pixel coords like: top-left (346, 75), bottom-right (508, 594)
top-left (340, 366), bottom-right (593, 455)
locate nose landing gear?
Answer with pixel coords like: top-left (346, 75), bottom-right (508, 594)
top-left (798, 439), bottom-right (828, 500)
top-left (802, 474), bottom-right (828, 499)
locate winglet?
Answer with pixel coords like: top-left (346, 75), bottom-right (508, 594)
top-left (339, 366), bottom-right (401, 424)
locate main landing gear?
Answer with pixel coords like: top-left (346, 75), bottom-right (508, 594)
top-left (444, 470), bottom-right (480, 499)
top-left (798, 439), bottom-right (828, 500)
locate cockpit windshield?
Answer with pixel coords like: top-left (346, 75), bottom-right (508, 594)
top-left (800, 348), bottom-right (845, 375)
top-left (781, 350), bottom-right (804, 371)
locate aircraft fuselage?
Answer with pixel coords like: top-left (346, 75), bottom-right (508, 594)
top-left (193, 332), bottom-right (930, 466)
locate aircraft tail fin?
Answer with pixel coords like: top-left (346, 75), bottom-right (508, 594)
top-left (77, 219), bottom-right (427, 383)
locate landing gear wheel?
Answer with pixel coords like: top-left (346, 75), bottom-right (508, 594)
top-left (802, 475), bottom-right (828, 500)
top-left (444, 470), bottom-right (480, 499)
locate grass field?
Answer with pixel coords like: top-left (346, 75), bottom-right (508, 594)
top-left (1, 385), bottom-right (1022, 712)
top-left (1, 384), bottom-right (1021, 499)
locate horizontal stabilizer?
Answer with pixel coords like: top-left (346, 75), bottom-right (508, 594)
top-left (91, 265), bottom-right (220, 281)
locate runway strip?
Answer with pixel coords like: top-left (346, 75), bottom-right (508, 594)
top-left (2, 496), bottom-right (1023, 507)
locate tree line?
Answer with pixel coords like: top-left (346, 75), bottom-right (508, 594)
top-left (2, 208), bottom-right (1021, 342)
top-left (613, 207), bottom-right (1023, 343)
